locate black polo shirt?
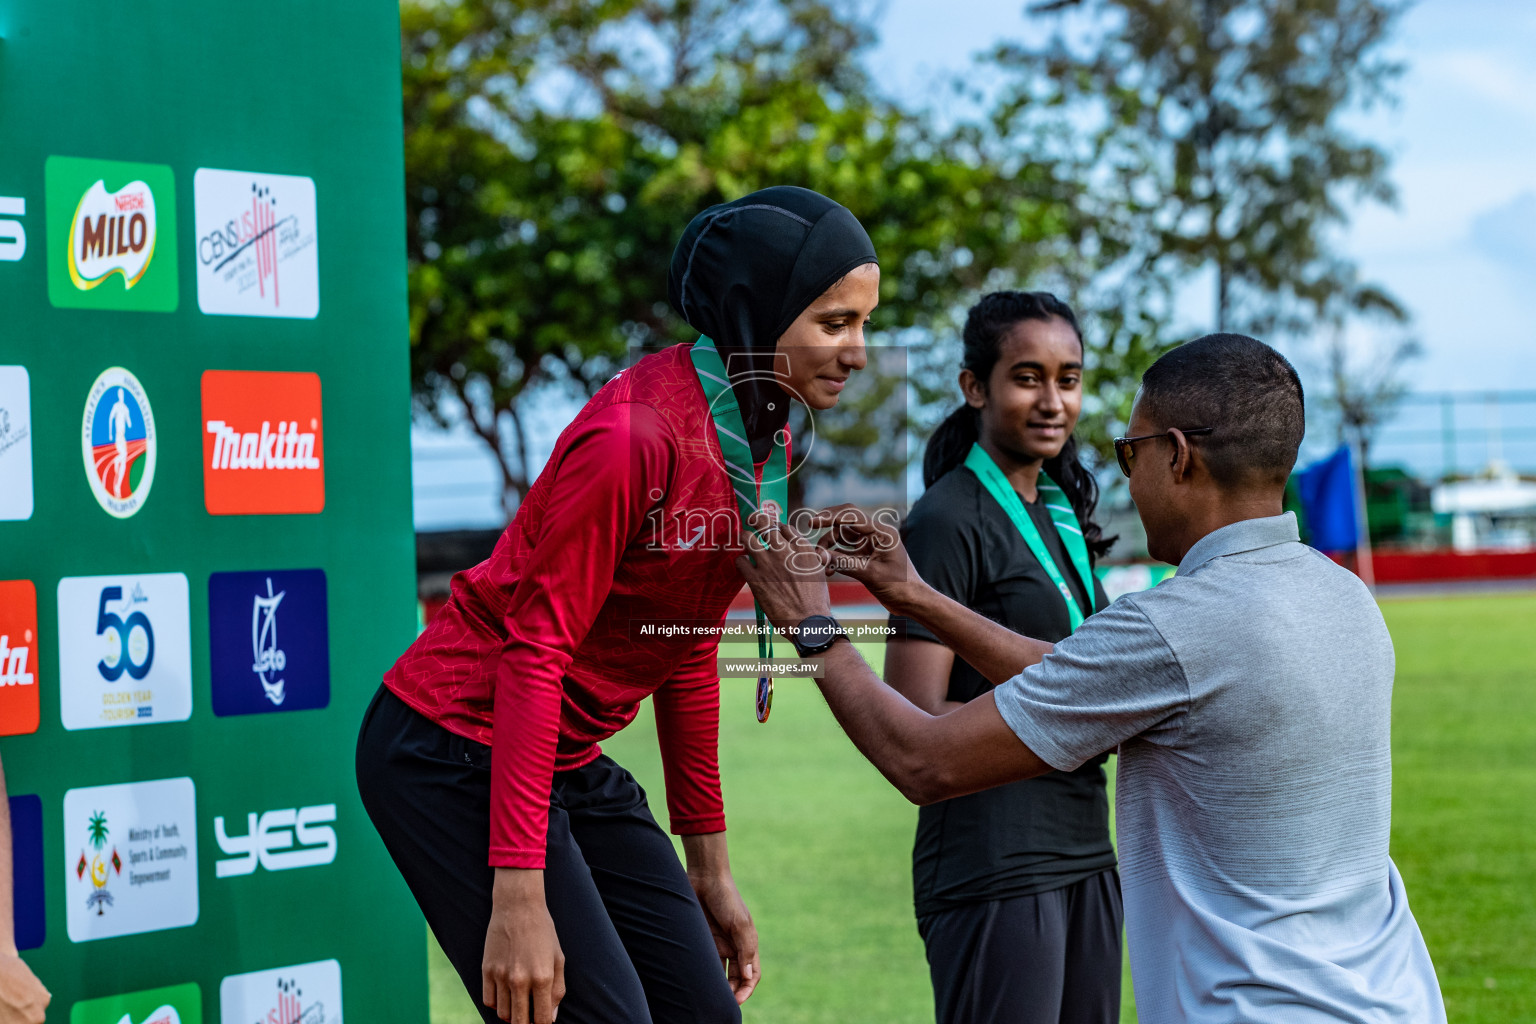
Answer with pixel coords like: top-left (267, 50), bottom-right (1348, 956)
top-left (889, 466), bottom-right (1117, 918)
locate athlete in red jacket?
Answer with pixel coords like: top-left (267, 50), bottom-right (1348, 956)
top-left (358, 186), bottom-right (879, 1024)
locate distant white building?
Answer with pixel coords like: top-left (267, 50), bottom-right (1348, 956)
top-left (1430, 463), bottom-right (1536, 551)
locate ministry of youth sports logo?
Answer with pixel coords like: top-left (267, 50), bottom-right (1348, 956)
top-left (81, 367), bottom-right (156, 518)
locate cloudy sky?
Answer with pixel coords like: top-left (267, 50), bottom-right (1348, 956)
top-left (413, 0), bottom-right (1536, 530)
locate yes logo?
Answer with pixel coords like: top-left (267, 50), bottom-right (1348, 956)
top-left (68, 981), bottom-right (202, 1024)
top-left (208, 568), bottom-right (329, 715)
top-left (57, 573), bottom-right (192, 730)
top-left (0, 195), bottom-right (24, 262)
top-left (202, 370), bottom-right (325, 514)
top-left (46, 156), bottom-right (178, 312)
top-left (0, 580), bottom-right (40, 736)
top-left (214, 803), bottom-right (337, 877)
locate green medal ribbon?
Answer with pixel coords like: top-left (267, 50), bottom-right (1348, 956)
top-left (688, 336), bottom-right (790, 722)
top-left (963, 442), bottom-right (1096, 630)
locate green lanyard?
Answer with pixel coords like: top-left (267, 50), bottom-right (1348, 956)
top-left (963, 442), bottom-right (1095, 630)
top-left (688, 336), bottom-right (789, 722)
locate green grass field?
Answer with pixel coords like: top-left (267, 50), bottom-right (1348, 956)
top-left (427, 592), bottom-right (1536, 1023)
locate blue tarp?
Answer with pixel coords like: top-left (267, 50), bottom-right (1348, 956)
top-left (1295, 444), bottom-right (1359, 553)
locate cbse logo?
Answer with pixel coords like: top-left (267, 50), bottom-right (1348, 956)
top-left (208, 568), bottom-right (329, 716)
top-left (219, 960), bottom-right (342, 1024)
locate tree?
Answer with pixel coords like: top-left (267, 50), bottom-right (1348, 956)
top-left (402, 0), bottom-right (1088, 514)
top-left (1322, 325), bottom-right (1421, 468)
top-left (993, 0), bottom-right (1409, 344)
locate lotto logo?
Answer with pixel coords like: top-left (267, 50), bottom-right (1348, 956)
top-left (0, 580), bottom-right (40, 737)
top-left (208, 569), bottom-right (330, 716)
top-left (201, 370), bottom-right (324, 515)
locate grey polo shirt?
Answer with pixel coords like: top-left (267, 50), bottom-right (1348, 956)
top-left (995, 513), bottom-right (1445, 1023)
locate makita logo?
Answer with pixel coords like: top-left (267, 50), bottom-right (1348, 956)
top-left (205, 419), bottom-right (320, 471)
top-left (0, 633), bottom-right (33, 688)
top-left (200, 370), bottom-right (325, 515)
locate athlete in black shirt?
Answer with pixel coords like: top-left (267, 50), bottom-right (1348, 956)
top-left (886, 292), bottom-right (1121, 1024)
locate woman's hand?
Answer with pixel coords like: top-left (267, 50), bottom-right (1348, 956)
top-left (0, 952), bottom-right (49, 1024)
top-left (483, 868), bottom-right (565, 1024)
top-left (682, 833), bottom-right (760, 1004)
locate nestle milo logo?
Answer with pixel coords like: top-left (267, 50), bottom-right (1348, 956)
top-left (46, 155), bottom-right (178, 312)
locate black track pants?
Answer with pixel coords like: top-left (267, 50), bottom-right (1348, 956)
top-left (356, 685), bottom-right (740, 1024)
top-left (918, 870), bottom-right (1123, 1024)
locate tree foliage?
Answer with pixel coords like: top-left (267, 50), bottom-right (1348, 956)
top-left (995, 0), bottom-right (1409, 341)
top-left (402, 0), bottom-right (1086, 513)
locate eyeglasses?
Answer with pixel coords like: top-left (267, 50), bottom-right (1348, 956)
top-left (1112, 427), bottom-right (1214, 477)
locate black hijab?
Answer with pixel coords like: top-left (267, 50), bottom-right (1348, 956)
top-left (667, 186), bottom-right (878, 462)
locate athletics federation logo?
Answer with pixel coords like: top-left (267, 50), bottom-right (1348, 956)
top-left (81, 367), bottom-right (157, 518)
top-left (0, 580), bottom-right (40, 736)
top-left (0, 366), bottom-right (33, 520)
top-left (202, 370), bottom-right (325, 514)
top-left (195, 168), bottom-right (319, 318)
top-left (46, 156), bottom-right (178, 312)
top-left (208, 569), bottom-right (329, 715)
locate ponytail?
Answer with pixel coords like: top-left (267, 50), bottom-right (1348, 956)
top-left (922, 290), bottom-right (1115, 559)
top-left (923, 404), bottom-right (980, 489)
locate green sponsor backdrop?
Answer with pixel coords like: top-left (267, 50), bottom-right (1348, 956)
top-left (0, 0), bottom-right (425, 1020)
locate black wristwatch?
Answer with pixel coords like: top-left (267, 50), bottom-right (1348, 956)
top-left (790, 614), bottom-right (846, 657)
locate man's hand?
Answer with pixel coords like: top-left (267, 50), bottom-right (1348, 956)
top-left (805, 504), bottom-right (924, 613)
top-left (735, 517), bottom-right (833, 632)
top-left (0, 953), bottom-right (49, 1024)
top-left (682, 833), bottom-right (759, 1004)
top-left (483, 868), bottom-right (565, 1024)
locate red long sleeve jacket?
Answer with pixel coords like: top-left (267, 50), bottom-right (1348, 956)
top-left (385, 343), bottom-right (769, 868)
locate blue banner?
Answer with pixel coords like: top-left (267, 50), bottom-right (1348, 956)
top-left (1295, 445), bottom-right (1360, 553)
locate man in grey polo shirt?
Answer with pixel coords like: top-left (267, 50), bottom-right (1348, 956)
top-left (738, 334), bottom-right (1445, 1022)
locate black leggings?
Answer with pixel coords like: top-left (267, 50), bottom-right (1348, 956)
top-left (356, 685), bottom-right (740, 1024)
top-left (918, 870), bottom-right (1123, 1024)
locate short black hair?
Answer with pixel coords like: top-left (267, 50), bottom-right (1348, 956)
top-left (1138, 333), bottom-right (1305, 488)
